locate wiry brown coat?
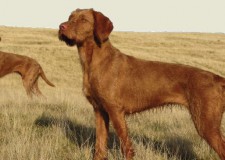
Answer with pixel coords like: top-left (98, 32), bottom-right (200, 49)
top-left (0, 51), bottom-right (55, 97)
top-left (59, 9), bottom-right (225, 160)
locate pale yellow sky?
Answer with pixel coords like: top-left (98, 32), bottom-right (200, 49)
top-left (1, 0), bottom-right (225, 32)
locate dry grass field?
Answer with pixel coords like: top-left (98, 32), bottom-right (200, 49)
top-left (1, 26), bottom-right (225, 160)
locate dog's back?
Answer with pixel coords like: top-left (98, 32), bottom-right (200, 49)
top-left (0, 51), bottom-right (36, 77)
top-left (0, 51), bottom-right (54, 97)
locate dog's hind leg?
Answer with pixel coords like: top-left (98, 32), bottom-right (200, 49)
top-left (22, 77), bottom-right (33, 98)
top-left (22, 66), bottom-right (40, 98)
top-left (190, 97), bottom-right (225, 160)
top-left (32, 78), bottom-right (44, 97)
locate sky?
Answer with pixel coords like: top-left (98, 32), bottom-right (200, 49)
top-left (1, 0), bottom-right (225, 33)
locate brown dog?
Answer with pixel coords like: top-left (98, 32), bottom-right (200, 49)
top-left (0, 51), bottom-right (55, 97)
top-left (59, 9), bottom-right (225, 160)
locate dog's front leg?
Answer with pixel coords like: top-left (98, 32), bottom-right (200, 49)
top-left (109, 110), bottom-right (134, 160)
top-left (93, 108), bottom-right (109, 160)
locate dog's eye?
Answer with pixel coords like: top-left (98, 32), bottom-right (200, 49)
top-left (81, 18), bottom-right (88, 23)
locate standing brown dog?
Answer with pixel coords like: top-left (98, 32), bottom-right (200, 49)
top-left (0, 51), bottom-right (55, 97)
top-left (59, 9), bottom-right (225, 160)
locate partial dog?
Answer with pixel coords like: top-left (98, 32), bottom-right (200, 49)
top-left (0, 51), bottom-right (55, 97)
top-left (59, 9), bottom-right (225, 160)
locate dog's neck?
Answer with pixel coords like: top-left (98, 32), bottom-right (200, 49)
top-left (77, 40), bottom-right (93, 67)
top-left (77, 37), bottom-right (112, 73)
top-left (76, 37), bottom-right (112, 97)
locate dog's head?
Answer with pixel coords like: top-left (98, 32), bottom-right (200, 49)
top-left (58, 9), bottom-right (113, 46)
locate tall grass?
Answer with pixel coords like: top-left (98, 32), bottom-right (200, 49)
top-left (1, 26), bottom-right (225, 159)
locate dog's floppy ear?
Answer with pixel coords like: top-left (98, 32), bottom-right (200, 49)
top-left (93, 10), bottom-right (113, 44)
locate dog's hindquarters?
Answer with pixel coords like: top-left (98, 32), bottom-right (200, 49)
top-left (22, 63), bottom-right (54, 97)
top-left (187, 75), bottom-right (225, 160)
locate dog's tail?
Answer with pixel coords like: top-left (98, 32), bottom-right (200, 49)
top-left (40, 68), bottom-right (55, 87)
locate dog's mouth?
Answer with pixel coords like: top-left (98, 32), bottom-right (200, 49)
top-left (58, 33), bottom-right (76, 46)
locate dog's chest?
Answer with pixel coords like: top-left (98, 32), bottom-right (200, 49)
top-left (83, 85), bottom-right (91, 97)
top-left (82, 72), bottom-right (92, 97)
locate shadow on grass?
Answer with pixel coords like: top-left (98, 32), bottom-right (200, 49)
top-left (34, 114), bottom-right (119, 150)
top-left (34, 114), bottom-right (197, 160)
top-left (134, 136), bottom-right (198, 160)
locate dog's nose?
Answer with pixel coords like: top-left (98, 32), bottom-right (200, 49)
top-left (59, 24), bottom-right (67, 30)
